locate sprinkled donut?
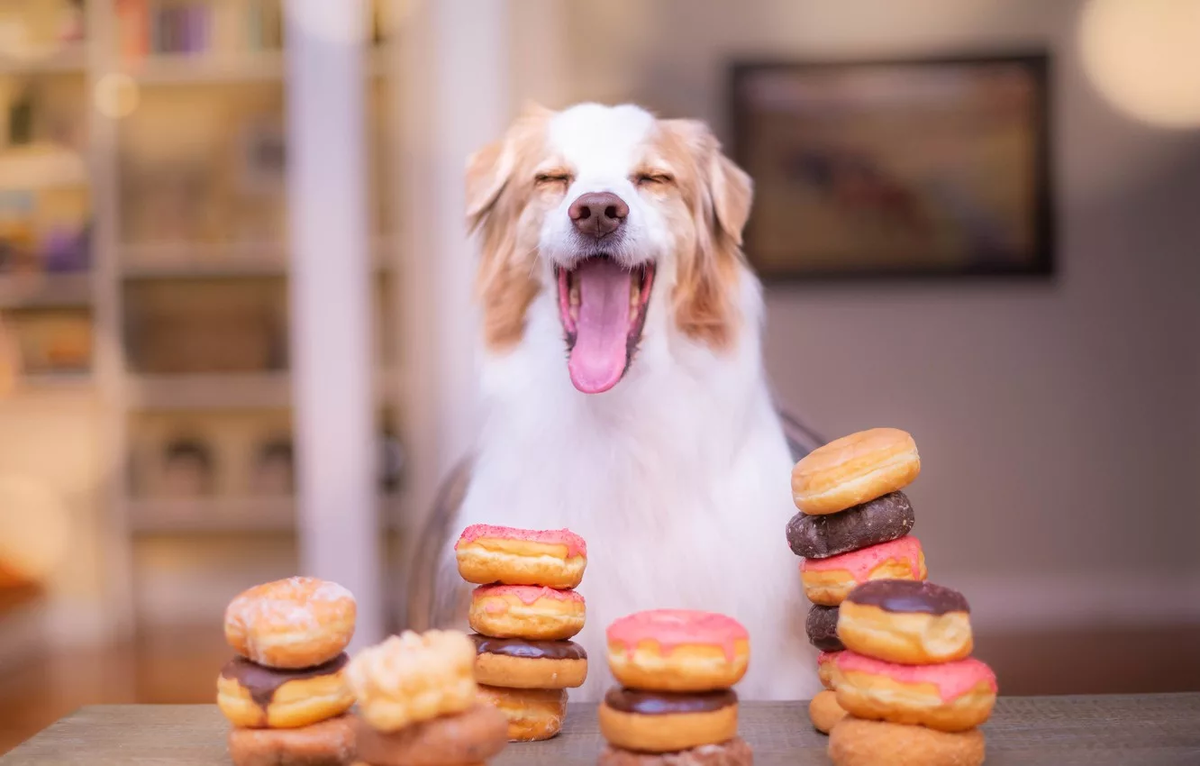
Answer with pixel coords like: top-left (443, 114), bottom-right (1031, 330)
top-left (468, 585), bottom-right (586, 641)
top-left (801, 536), bottom-right (927, 606)
top-left (606, 609), bottom-right (750, 692)
top-left (455, 524), bottom-right (588, 589)
top-left (834, 651), bottom-right (997, 732)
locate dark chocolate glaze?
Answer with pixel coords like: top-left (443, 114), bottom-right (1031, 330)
top-left (604, 687), bottom-right (737, 716)
top-left (786, 491), bottom-right (915, 559)
top-left (805, 604), bottom-right (844, 652)
top-left (847, 580), bottom-right (970, 615)
top-left (220, 653), bottom-right (348, 708)
top-left (469, 633), bottom-right (587, 661)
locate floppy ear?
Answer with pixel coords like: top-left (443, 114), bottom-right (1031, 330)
top-left (465, 102), bottom-right (552, 228)
top-left (709, 152), bottom-right (753, 246)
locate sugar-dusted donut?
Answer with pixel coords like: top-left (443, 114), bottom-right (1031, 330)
top-left (455, 524), bottom-right (587, 589)
top-left (227, 714), bottom-right (356, 766)
top-left (839, 580), bottom-right (972, 664)
top-left (818, 650), bottom-right (842, 690)
top-left (470, 634), bottom-right (588, 689)
top-left (476, 685), bottom-right (567, 742)
top-left (792, 428), bottom-right (920, 515)
top-left (835, 651), bottom-right (997, 732)
top-left (786, 491), bottom-right (915, 559)
top-left (468, 585), bottom-right (585, 640)
top-left (606, 609), bottom-right (749, 692)
top-left (809, 689), bottom-right (847, 734)
top-left (801, 536), bottom-right (927, 606)
top-left (598, 737), bottom-right (752, 766)
top-left (352, 704), bottom-right (508, 766)
top-left (806, 604), bottom-right (844, 652)
top-left (217, 654), bottom-right (352, 728)
top-left (829, 717), bottom-right (986, 766)
top-left (346, 630), bottom-right (477, 732)
top-left (598, 687), bottom-right (739, 753)
top-left (225, 576), bottom-right (356, 669)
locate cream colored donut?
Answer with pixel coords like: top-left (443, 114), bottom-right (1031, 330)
top-left (792, 428), bottom-right (920, 515)
top-left (455, 525), bottom-right (587, 589)
top-left (476, 685), bottom-right (567, 742)
top-left (224, 576), bottom-right (356, 669)
top-left (829, 717), bottom-right (986, 766)
top-left (809, 689), bottom-right (847, 734)
top-left (468, 585), bottom-right (585, 641)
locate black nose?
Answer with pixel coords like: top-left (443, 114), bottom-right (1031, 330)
top-left (569, 192), bottom-right (629, 238)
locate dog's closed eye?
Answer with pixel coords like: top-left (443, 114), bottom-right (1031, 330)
top-left (535, 171), bottom-right (572, 187)
top-left (635, 172), bottom-right (674, 187)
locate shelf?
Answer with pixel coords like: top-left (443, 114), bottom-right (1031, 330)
top-left (127, 494), bottom-right (411, 534)
top-left (120, 242), bottom-right (288, 278)
top-left (0, 151), bottom-right (88, 191)
top-left (125, 52), bottom-right (285, 84)
top-left (126, 372), bottom-right (291, 410)
top-left (0, 273), bottom-right (93, 309)
top-left (16, 371), bottom-right (94, 392)
top-left (0, 46), bottom-right (88, 76)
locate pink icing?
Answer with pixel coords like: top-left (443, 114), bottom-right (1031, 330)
top-left (818, 650), bottom-right (842, 665)
top-left (836, 651), bottom-right (997, 702)
top-left (606, 609), bottom-right (749, 663)
top-left (455, 524), bottom-right (587, 558)
top-left (801, 536), bottom-right (923, 580)
top-left (473, 585), bottom-right (584, 605)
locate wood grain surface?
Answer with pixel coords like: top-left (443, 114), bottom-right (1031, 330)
top-left (2, 696), bottom-right (1198, 765)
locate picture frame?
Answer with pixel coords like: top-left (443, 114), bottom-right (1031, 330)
top-left (730, 54), bottom-right (1055, 281)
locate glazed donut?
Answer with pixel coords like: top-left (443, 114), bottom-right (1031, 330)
top-left (225, 577), bottom-right (356, 669)
top-left (817, 650), bottom-right (842, 691)
top-left (455, 524), bottom-right (587, 589)
top-left (786, 491), bottom-right (915, 559)
top-left (792, 428), bottom-right (920, 515)
top-left (808, 689), bottom-right (847, 734)
top-left (599, 687), bottom-right (738, 754)
top-left (476, 685), bottom-right (567, 742)
top-left (346, 630), bottom-right (476, 732)
top-left (839, 580), bottom-right (972, 664)
top-left (352, 704), bottom-right (508, 766)
top-left (606, 610), bottom-right (749, 692)
top-left (470, 634), bottom-right (587, 689)
top-left (598, 737), bottom-right (753, 765)
top-left (227, 714), bottom-right (356, 766)
top-left (835, 651), bottom-right (997, 732)
top-left (829, 717), bottom-right (986, 766)
top-left (805, 605), bottom-right (844, 652)
top-left (468, 585), bottom-right (585, 641)
top-left (801, 536), bottom-right (926, 606)
top-left (217, 654), bottom-right (352, 728)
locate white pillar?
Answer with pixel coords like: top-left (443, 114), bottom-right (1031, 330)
top-left (284, 0), bottom-right (383, 648)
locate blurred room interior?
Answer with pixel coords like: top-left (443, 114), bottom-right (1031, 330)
top-left (0, 0), bottom-right (1197, 753)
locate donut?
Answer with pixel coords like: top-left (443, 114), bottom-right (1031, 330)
top-left (786, 491), bottom-right (914, 559)
top-left (225, 577), bottom-right (356, 669)
top-left (476, 685), bottom-right (567, 742)
top-left (801, 536), bottom-right (926, 606)
top-left (598, 737), bottom-right (753, 765)
top-left (806, 605), bottom-right (844, 652)
top-left (818, 650), bottom-right (842, 690)
top-left (227, 714), bottom-right (356, 766)
top-left (792, 428), bottom-right (920, 515)
top-left (218, 654), bottom-right (353, 728)
top-left (809, 689), bottom-right (847, 734)
top-left (599, 687), bottom-right (739, 754)
top-left (468, 585), bottom-right (585, 640)
top-left (470, 634), bottom-right (587, 689)
top-left (834, 651), bottom-right (997, 732)
top-left (606, 610), bottom-right (749, 692)
top-left (455, 524), bottom-right (587, 589)
top-left (346, 630), bottom-right (476, 732)
top-left (839, 580), bottom-right (972, 664)
top-left (829, 717), bottom-right (985, 766)
top-left (352, 704), bottom-right (508, 766)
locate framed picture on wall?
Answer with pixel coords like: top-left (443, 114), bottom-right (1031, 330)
top-left (730, 54), bottom-right (1054, 280)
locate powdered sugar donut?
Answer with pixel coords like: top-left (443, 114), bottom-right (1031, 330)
top-left (835, 651), bottom-right (997, 732)
top-left (606, 610), bottom-right (749, 692)
top-left (468, 585), bottom-right (585, 640)
top-left (455, 524), bottom-right (587, 589)
top-left (225, 577), bottom-right (356, 669)
top-left (801, 537), bottom-right (927, 606)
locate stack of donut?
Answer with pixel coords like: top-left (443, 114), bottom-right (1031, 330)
top-left (346, 629), bottom-right (510, 766)
top-left (786, 427), bottom-right (926, 734)
top-left (598, 610), bottom-right (754, 766)
top-left (828, 580), bottom-right (997, 766)
top-left (218, 576), bottom-right (359, 766)
top-left (454, 524), bottom-right (589, 741)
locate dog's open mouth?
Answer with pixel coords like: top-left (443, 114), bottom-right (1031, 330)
top-left (556, 256), bottom-right (655, 394)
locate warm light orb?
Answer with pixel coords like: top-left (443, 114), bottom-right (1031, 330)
top-left (1079, 0), bottom-right (1200, 128)
top-left (0, 476), bottom-right (70, 584)
top-left (0, 318), bottom-right (15, 398)
top-left (93, 73), bottom-right (140, 119)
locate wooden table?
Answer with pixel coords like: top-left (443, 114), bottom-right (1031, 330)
top-left (2, 695), bottom-right (1198, 765)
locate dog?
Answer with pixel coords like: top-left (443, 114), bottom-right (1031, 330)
top-left (428, 102), bottom-right (820, 701)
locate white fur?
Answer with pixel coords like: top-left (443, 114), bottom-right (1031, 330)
top-left (443, 104), bottom-right (820, 702)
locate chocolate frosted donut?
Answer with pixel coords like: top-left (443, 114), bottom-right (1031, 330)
top-left (846, 580), bottom-right (970, 615)
top-left (599, 686), bottom-right (739, 753)
top-left (786, 491), bottom-right (914, 559)
top-left (469, 633), bottom-right (588, 689)
top-left (470, 634), bottom-right (587, 661)
top-left (805, 604), bottom-right (844, 652)
top-left (839, 580), bottom-right (973, 664)
top-left (604, 688), bottom-right (738, 715)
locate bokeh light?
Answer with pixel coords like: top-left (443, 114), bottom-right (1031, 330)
top-left (0, 475), bottom-right (69, 584)
top-left (93, 73), bottom-right (140, 120)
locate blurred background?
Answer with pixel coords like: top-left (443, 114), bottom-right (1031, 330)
top-left (0, 0), bottom-right (1197, 752)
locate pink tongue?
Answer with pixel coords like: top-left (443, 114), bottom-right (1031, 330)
top-left (568, 259), bottom-right (632, 394)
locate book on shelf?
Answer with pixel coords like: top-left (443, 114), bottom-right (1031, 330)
top-left (117, 0), bottom-right (283, 62)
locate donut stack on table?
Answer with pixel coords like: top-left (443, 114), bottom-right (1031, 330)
top-left (218, 577), bottom-right (359, 766)
top-left (786, 427), bottom-right (926, 735)
top-left (346, 629), bottom-right (509, 766)
top-left (597, 610), bottom-right (754, 766)
top-left (454, 524), bottom-right (590, 741)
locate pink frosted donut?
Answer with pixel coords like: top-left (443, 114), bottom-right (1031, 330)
top-left (835, 650), bottom-right (997, 732)
top-left (801, 536), bottom-right (927, 606)
top-left (469, 585), bottom-right (585, 641)
top-left (455, 524), bottom-right (588, 589)
top-left (818, 650), bottom-right (842, 690)
top-left (605, 610), bottom-right (750, 692)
